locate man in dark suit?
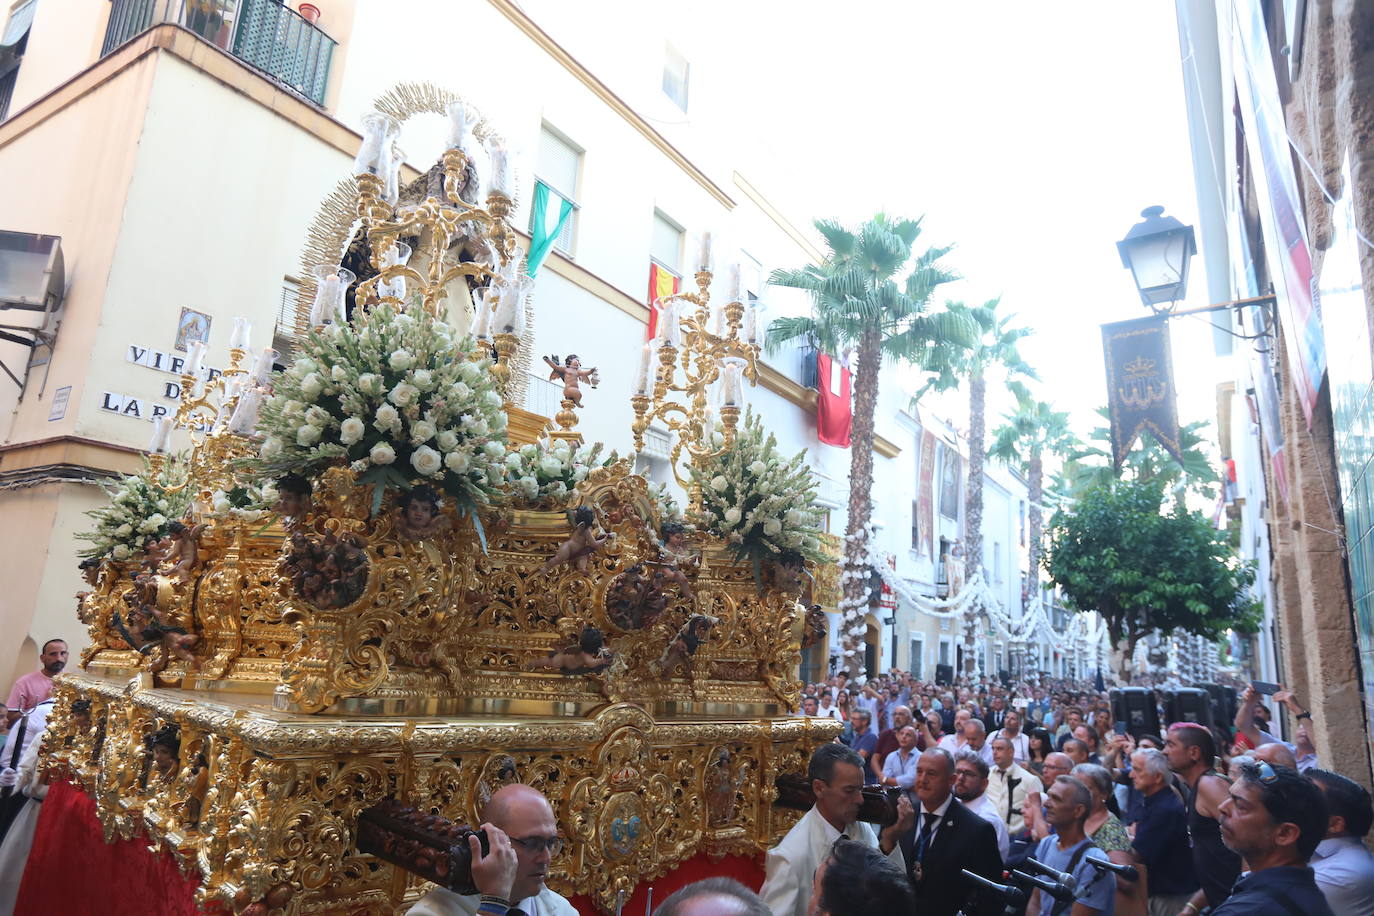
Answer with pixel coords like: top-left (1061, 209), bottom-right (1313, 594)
top-left (982, 695), bottom-right (1007, 733)
top-left (899, 748), bottom-right (1004, 916)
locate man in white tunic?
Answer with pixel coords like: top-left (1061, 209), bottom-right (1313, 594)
top-left (759, 744), bottom-right (914, 916)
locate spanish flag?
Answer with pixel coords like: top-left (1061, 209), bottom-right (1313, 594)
top-left (647, 262), bottom-right (680, 340)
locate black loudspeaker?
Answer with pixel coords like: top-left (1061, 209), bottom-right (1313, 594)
top-left (1164, 687), bottom-right (1216, 732)
top-left (936, 664), bottom-right (954, 686)
top-left (1201, 684), bottom-right (1237, 736)
top-left (1110, 687), bottom-right (1161, 739)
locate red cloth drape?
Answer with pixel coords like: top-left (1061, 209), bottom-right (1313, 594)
top-left (17, 778), bottom-right (762, 916)
top-left (15, 777), bottom-right (212, 916)
top-left (567, 852), bottom-right (763, 915)
top-left (815, 353), bottom-right (852, 447)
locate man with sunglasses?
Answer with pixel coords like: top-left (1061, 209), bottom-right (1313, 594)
top-left (409, 783), bottom-right (577, 916)
top-left (1211, 761), bottom-right (1333, 916)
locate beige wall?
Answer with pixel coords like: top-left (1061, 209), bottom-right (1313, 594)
top-left (8, 0), bottom-right (111, 115)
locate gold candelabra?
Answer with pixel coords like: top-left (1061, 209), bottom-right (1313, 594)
top-left (147, 344), bottom-right (255, 499)
top-left (630, 269), bottom-right (760, 509)
top-left (349, 149), bottom-right (515, 321)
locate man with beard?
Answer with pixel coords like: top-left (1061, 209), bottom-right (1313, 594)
top-left (1164, 723), bottom-right (1241, 916)
top-left (4, 640), bottom-right (65, 725)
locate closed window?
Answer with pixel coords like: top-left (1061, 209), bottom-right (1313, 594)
top-left (662, 43), bottom-right (689, 111)
top-left (534, 125), bottom-right (582, 255)
top-left (650, 210), bottom-right (683, 272)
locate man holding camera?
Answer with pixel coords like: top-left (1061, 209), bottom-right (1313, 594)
top-left (409, 784), bottom-right (578, 916)
top-left (760, 744), bottom-right (913, 916)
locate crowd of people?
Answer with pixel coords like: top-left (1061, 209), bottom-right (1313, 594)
top-left (1, 640), bottom-right (1372, 916)
top-left (769, 668), bottom-right (1374, 915)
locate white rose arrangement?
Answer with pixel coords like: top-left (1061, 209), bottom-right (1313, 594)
top-left (688, 408), bottom-right (825, 568)
top-left (207, 479), bottom-right (279, 523)
top-left (78, 457), bottom-right (191, 561)
top-left (244, 303), bottom-right (510, 516)
top-left (503, 439), bottom-right (614, 508)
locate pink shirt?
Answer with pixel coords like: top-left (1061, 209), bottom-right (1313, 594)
top-left (6, 670), bottom-right (54, 712)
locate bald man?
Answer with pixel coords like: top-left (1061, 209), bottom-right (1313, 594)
top-left (409, 784), bottom-right (578, 916)
top-left (1252, 741), bottom-right (1299, 770)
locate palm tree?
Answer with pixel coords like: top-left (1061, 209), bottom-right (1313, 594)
top-left (988, 384), bottom-right (1076, 592)
top-left (922, 299), bottom-right (1034, 584)
top-left (1069, 409), bottom-right (1219, 505)
top-left (767, 215), bottom-right (970, 676)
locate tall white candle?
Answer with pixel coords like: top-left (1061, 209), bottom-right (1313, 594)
top-left (228, 317), bottom-right (252, 350)
top-left (664, 303), bottom-right (683, 349)
top-left (255, 348), bottom-right (278, 386)
top-left (445, 100), bottom-right (478, 151)
top-left (728, 263), bottom-right (742, 302)
top-left (634, 344), bottom-right (654, 395)
top-left (719, 357), bottom-right (746, 406)
top-left (744, 305), bottom-right (760, 344)
top-left (186, 340), bottom-right (207, 378)
top-left (353, 111), bottom-right (398, 176)
top-left (711, 304), bottom-right (725, 337)
top-left (487, 139), bottom-right (513, 198)
top-left (148, 416), bottom-right (170, 454)
top-left (472, 289), bottom-right (493, 339)
top-left (697, 232), bottom-right (713, 273)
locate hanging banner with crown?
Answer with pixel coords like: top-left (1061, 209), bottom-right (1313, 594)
top-left (1101, 315), bottom-right (1184, 470)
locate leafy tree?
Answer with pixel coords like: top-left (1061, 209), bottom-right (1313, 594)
top-left (988, 382), bottom-right (1075, 596)
top-left (1044, 478), bottom-right (1261, 680)
top-left (768, 215), bottom-right (971, 675)
top-left (1069, 408), bottom-right (1219, 505)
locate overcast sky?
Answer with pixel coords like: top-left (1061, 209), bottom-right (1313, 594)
top-left (525, 0), bottom-right (1228, 453)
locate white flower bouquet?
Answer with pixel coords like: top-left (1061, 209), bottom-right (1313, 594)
top-left (208, 479), bottom-right (279, 523)
top-left (651, 481), bottom-right (686, 524)
top-left (78, 457), bottom-right (191, 562)
top-left (688, 408), bottom-right (825, 571)
top-left (503, 439), bottom-right (614, 508)
top-left (243, 302), bottom-right (510, 516)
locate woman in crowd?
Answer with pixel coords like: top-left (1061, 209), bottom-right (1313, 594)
top-left (1026, 726), bottom-right (1054, 778)
top-left (1073, 762), bottom-right (1146, 916)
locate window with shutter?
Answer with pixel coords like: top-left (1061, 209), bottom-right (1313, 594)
top-left (662, 43), bottom-right (689, 112)
top-left (274, 277), bottom-right (300, 359)
top-left (534, 125), bottom-right (582, 255)
top-left (650, 210), bottom-right (683, 273)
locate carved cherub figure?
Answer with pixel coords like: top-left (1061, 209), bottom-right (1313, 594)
top-left (146, 724), bottom-right (181, 784)
top-left (275, 473), bottom-right (312, 521)
top-left (657, 613), bottom-right (718, 677)
top-left (525, 626), bottom-right (614, 675)
top-left (395, 485), bottom-right (448, 541)
top-left (801, 603), bottom-right (828, 650)
top-left (543, 354), bottom-right (599, 407)
top-left (159, 520), bottom-right (207, 582)
top-left (538, 506), bottom-right (608, 575)
top-left (655, 522), bottom-right (697, 600)
top-left (706, 747), bottom-right (743, 826)
top-left (123, 573), bottom-right (199, 672)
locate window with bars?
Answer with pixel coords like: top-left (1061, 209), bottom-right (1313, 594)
top-left (274, 277), bottom-right (299, 359)
top-left (534, 125), bottom-right (582, 256)
top-left (650, 210), bottom-right (683, 273)
top-left (662, 43), bottom-right (689, 112)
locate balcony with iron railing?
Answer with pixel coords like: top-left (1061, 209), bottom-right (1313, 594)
top-left (102, 0), bottom-right (335, 106)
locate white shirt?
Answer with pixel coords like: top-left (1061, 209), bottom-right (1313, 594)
top-left (1311, 836), bottom-right (1374, 916)
top-left (407, 884), bottom-right (578, 916)
top-left (984, 761), bottom-right (1043, 835)
top-left (937, 734), bottom-right (966, 754)
top-left (759, 806), bottom-right (904, 916)
top-left (916, 793), bottom-right (954, 850)
top-left (964, 792), bottom-right (1011, 861)
top-left (816, 704), bottom-right (843, 721)
top-left (991, 730), bottom-right (1030, 764)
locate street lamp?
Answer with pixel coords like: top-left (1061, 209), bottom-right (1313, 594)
top-left (1116, 206), bottom-right (1196, 311)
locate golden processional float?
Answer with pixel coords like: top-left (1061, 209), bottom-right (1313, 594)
top-left (48, 85), bottom-right (842, 915)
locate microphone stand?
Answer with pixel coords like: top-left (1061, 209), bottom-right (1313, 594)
top-left (959, 869), bottom-right (1026, 916)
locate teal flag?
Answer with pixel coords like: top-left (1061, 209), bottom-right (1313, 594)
top-left (527, 180), bottom-right (574, 277)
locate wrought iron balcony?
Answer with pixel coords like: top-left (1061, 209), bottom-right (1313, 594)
top-left (102, 0), bottom-right (335, 106)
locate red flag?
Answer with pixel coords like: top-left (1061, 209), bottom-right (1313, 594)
top-left (647, 263), bottom-right (680, 340)
top-left (816, 353), bottom-right (852, 447)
